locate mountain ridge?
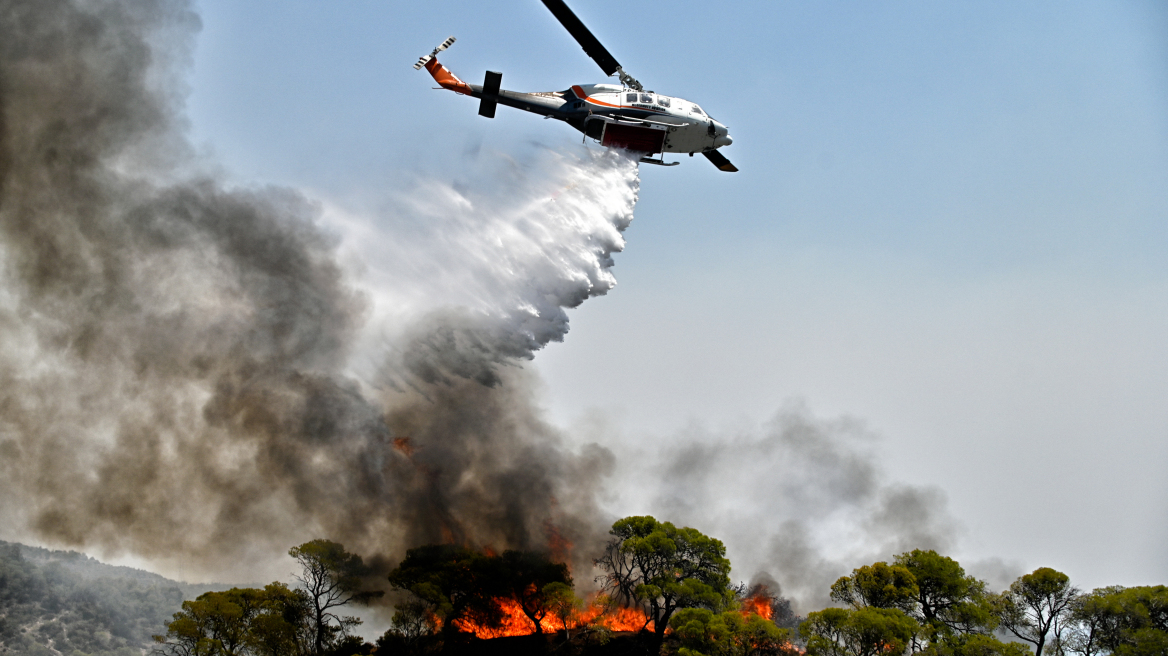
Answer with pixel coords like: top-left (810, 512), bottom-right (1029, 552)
top-left (0, 540), bottom-right (233, 656)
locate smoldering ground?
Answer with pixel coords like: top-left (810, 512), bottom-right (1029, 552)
top-left (0, 0), bottom-right (633, 582)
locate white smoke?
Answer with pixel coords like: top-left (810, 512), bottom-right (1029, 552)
top-left (577, 401), bottom-right (962, 614)
top-left (330, 145), bottom-right (640, 388)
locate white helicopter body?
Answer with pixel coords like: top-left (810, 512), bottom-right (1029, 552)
top-left (415, 1), bottom-right (738, 172)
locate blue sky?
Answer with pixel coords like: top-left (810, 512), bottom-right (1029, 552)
top-left (186, 0), bottom-right (1167, 592)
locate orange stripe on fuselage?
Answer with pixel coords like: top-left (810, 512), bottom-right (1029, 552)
top-left (425, 58), bottom-right (473, 96)
top-left (571, 85), bottom-right (669, 115)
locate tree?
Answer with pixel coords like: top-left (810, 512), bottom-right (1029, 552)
top-left (387, 544), bottom-right (504, 638)
top-left (1060, 586), bottom-right (1168, 656)
top-left (288, 540), bottom-right (383, 656)
top-left (543, 582), bottom-right (584, 638)
top-left (893, 550), bottom-right (997, 641)
top-left (830, 551), bottom-right (997, 653)
top-left (670, 607), bottom-right (797, 656)
top-left (375, 600), bottom-right (439, 656)
top-left (830, 562), bottom-right (919, 614)
top-left (153, 584), bottom-right (312, 656)
top-left (995, 567), bottom-right (1078, 656)
top-left (800, 606), bottom-right (919, 656)
top-left (915, 633), bottom-right (1031, 656)
top-left (595, 516), bottom-right (734, 645)
top-left (1060, 587), bottom-right (1123, 656)
top-left (499, 550), bottom-right (572, 635)
top-left (245, 583), bottom-right (314, 656)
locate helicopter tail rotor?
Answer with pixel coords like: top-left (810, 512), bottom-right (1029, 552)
top-left (413, 35), bottom-right (456, 70)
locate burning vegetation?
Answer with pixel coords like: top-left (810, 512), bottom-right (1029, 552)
top-left (154, 523), bottom-right (1168, 656)
top-left (157, 518), bottom-right (802, 656)
top-left (373, 515), bottom-right (802, 655)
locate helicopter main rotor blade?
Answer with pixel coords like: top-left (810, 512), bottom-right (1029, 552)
top-left (702, 150), bottom-right (739, 173)
top-left (541, 0), bottom-right (621, 77)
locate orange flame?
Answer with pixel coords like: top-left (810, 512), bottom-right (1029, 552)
top-left (450, 598), bottom-right (654, 638)
top-left (742, 596), bottom-right (773, 620)
top-left (543, 520), bottom-right (572, 565)
top-left (392, 437), bottom-right (414, 456)
top-left (582, 605), bottom-right (654, 633)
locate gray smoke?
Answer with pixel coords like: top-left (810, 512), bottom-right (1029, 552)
top-left (0, 0), bottom-right (634, 582)
top-left (585, 403), bottom-right (961, 613)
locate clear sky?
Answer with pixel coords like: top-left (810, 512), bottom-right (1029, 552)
top-left (185, 0), bottom-right (1167, 593)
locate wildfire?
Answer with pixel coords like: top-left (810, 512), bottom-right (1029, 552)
top-left (581, 605), bottom-right (654, 633)
top-left (392, 437), bottom-right (414, 456)
top-left (451, 598), bottom-right (559, 639)
top-left (450, 598), bottom-right (653, 639)
top-left (543, 520), bottom-right (572, 564)
top-left (742, 595), bottom-right (773, 620)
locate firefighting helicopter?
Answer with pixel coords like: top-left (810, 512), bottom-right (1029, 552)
top-left (414, 0), bottom-right (738, 172)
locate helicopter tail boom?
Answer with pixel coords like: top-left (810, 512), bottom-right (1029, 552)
top-left (422, 56), bottom-right (473, 96)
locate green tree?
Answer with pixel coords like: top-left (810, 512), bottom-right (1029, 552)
top-left (893, 550), bottom-right (997, 641)
top-left (289, 540), bottom-right (383, 656)
top-left (1060, 587), bottom-right (1123, 656)
top-left (670, 607), bottom-right (797, 656)
top-left (800, 606), bottom-right (919, 656)
top-left (595, 516), bottom-right (734, 645)
top-left (543, 582), bottom-right (584, 639)
top-left (995, 567), bottom-right (1078, 656)
top-left (154, 585), bottom-right (311, 656)
top-left (245, 583), bottom-right (313, 656)
top-left (1061, 586), bottom-right (1168, 656)
top-left (499, 550), bottom-right (572, 634)
top-left (387, 544), bottom-right (504, 638)
top-left (915, 633), bottom-right (1031, 656)
top-left (1111, 585), bottom-right (1168, 655)
top-left (831, 562), bottom-right (919, 613)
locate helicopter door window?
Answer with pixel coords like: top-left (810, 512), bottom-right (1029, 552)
top-left (640, 93), bottom-right (653, 103)
top-left (658, 97), bottom-right (670, 107)
top-left (626, 93), bottom-right (638, 103)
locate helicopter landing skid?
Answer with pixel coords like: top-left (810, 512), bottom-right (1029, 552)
top-left (639, 156), bottom-right (679, 167)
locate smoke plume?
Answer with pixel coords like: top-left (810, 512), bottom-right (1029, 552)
top-left (0, 0), bottom-right (634, 582)
top-left (578, 402), bottom-right (962, 613)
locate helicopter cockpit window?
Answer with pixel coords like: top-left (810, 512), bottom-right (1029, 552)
top-left (658, 97), bottom-right (670, 107)
top-left (626, 93), bottom-right (637, 103)
top-left (691, 105), bottom-right (705, 116)
top-left (640, 93), bottom-right (653, 104)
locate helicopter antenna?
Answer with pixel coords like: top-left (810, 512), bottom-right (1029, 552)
top-left (541, 0), bottom-right (643, 90)
top-left (413, 36), bottom-right (456, 70)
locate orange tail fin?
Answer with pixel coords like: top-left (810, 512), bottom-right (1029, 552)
top-left (424, 58), bottom-right (473, 96)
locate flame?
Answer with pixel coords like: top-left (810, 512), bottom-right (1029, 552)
top-left (543, 520), bottom-right (572, 564)
top-left (581, 605), bottom-right (654, 633)
top-left (451, 598), bottom-right (558, 639)
top-left (450, 598), bottom-right (653, 638)
top-left (392, 437), bottom-right (414, 456)
top-left (742, 595), bottom-right (773, 620)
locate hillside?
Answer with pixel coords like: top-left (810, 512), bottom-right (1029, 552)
top-left (0, 541), bottom-right (225, 656)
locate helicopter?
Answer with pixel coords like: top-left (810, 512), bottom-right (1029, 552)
top-left (414, 0), bottom-right (737, 172)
